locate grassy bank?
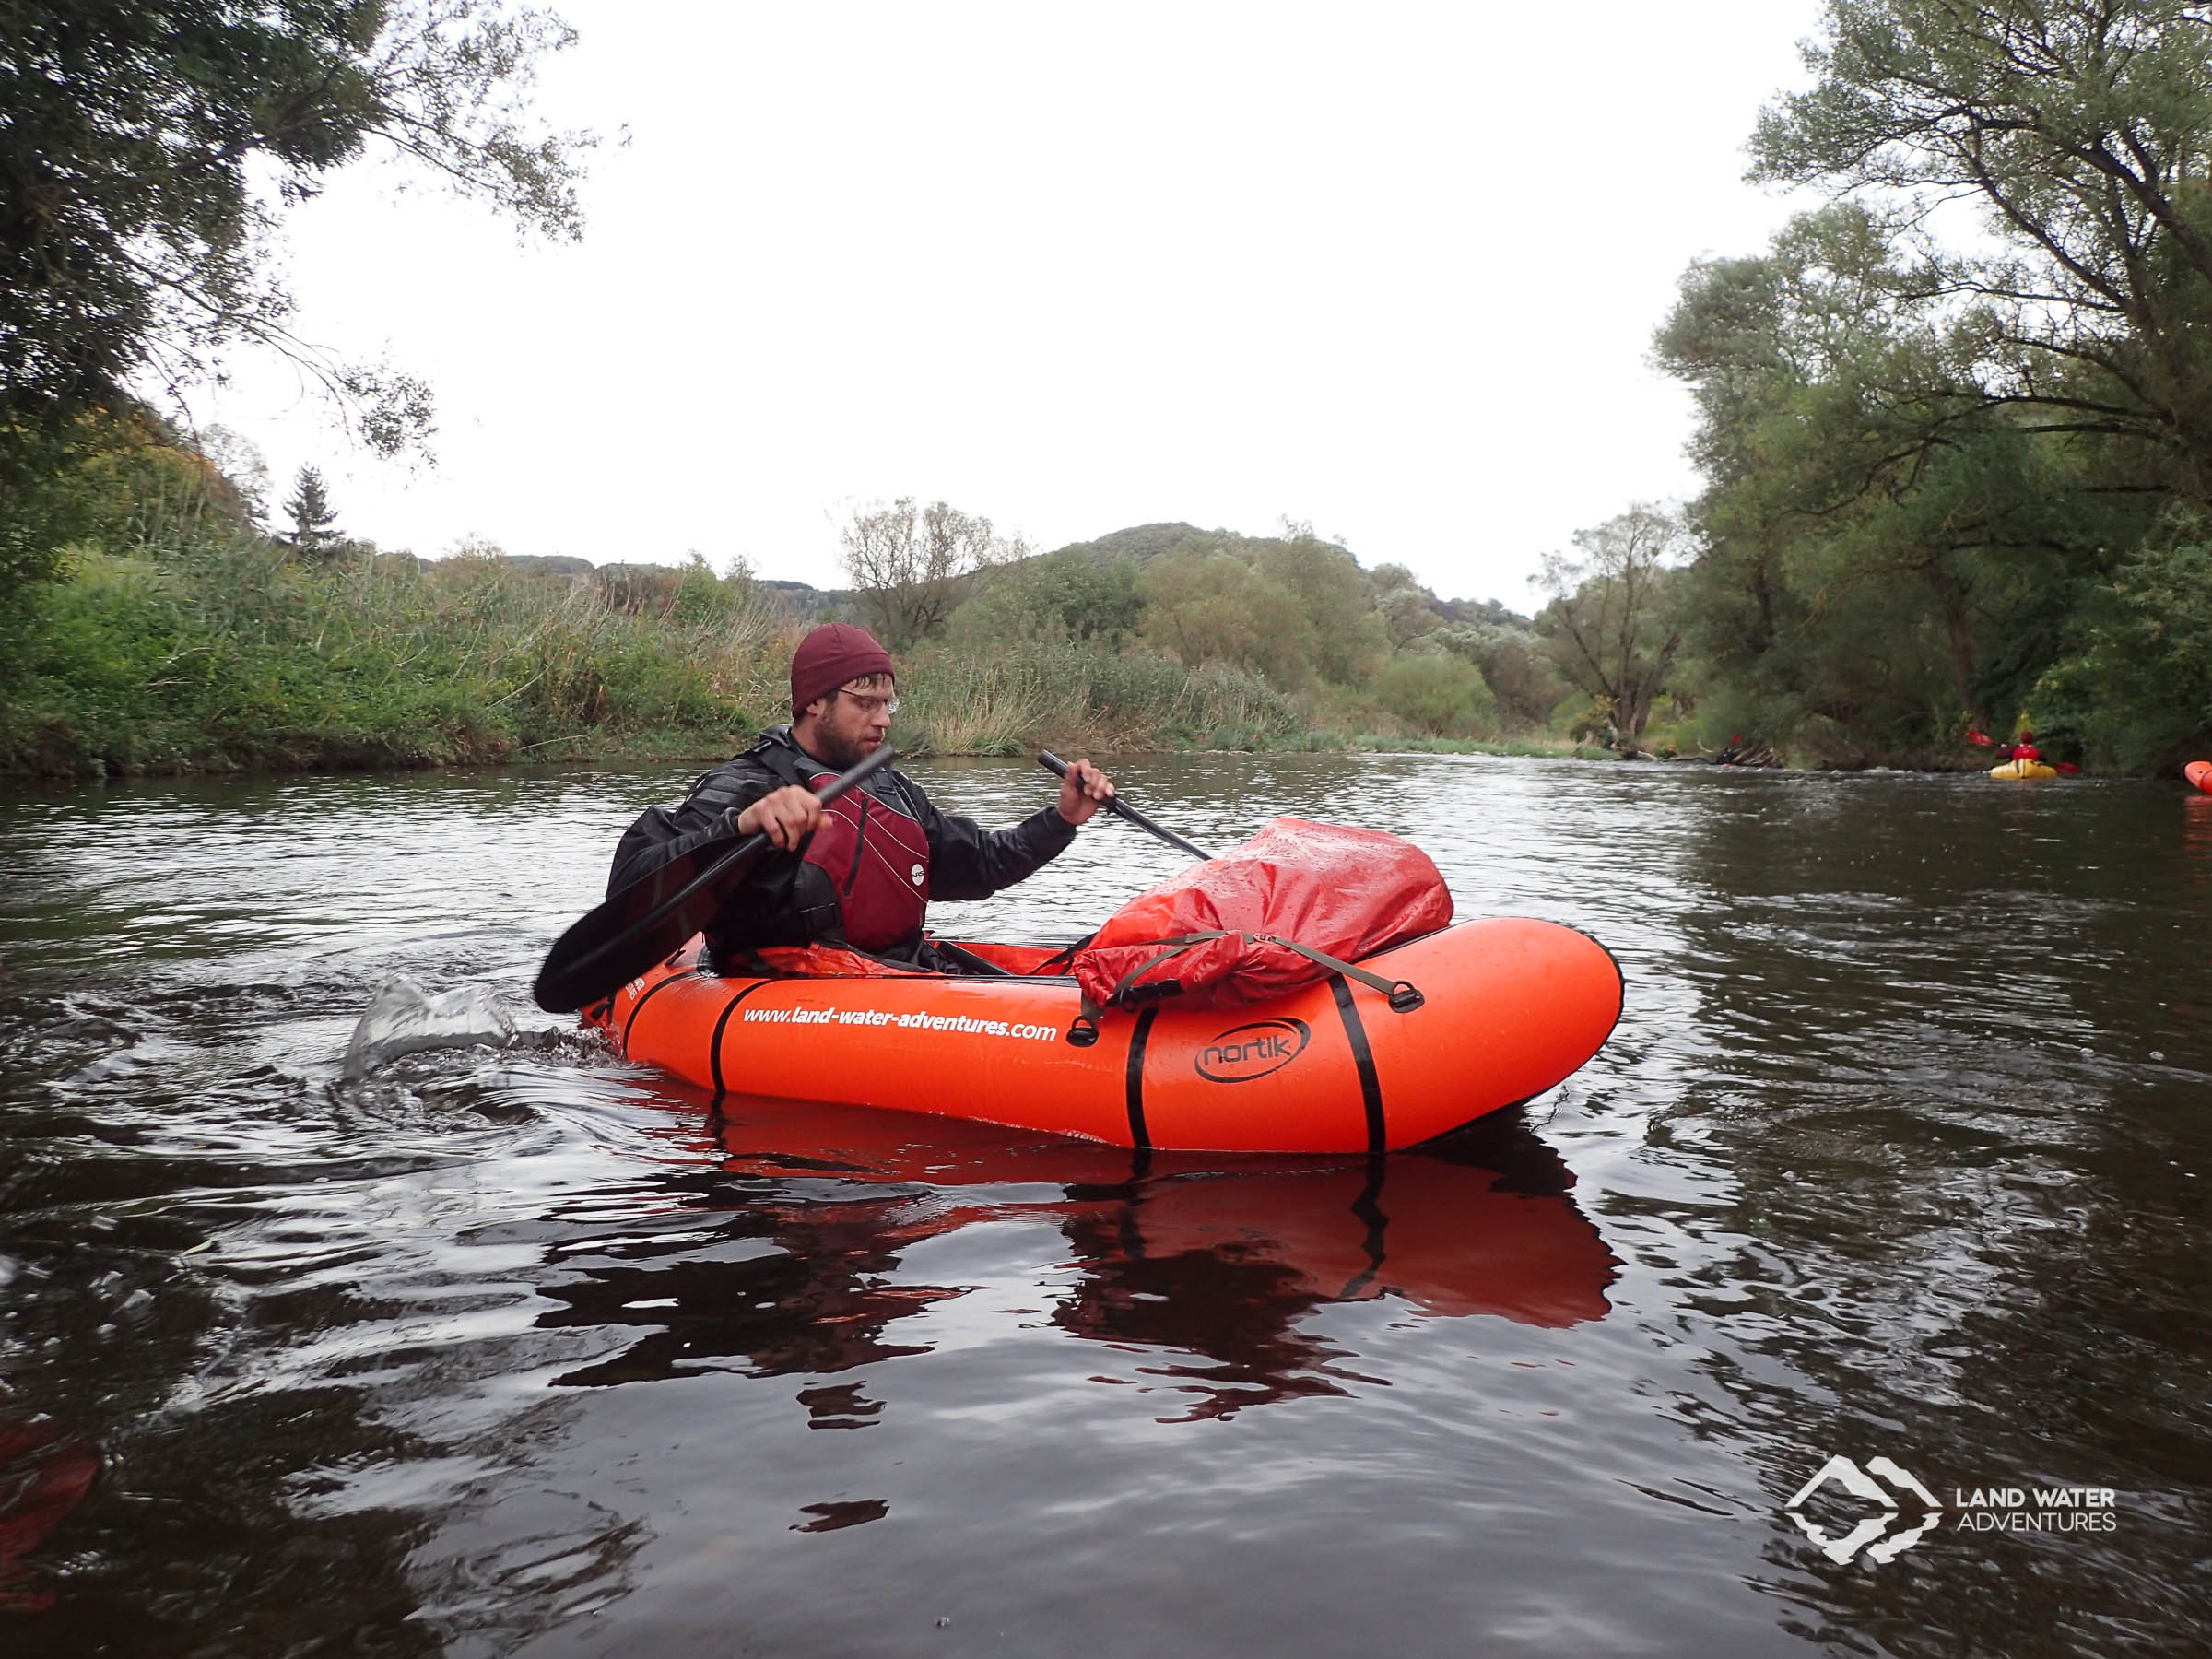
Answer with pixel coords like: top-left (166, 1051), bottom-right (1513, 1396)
top-left (3, 535), bottom-right (782, 776)
top-left (3, 531), bottom-right (1525, 780)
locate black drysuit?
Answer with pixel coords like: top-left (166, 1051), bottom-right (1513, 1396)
top-left (607, 725), bottom-right (1076, 967)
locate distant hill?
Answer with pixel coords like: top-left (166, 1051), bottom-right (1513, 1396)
top-left (519, 526), bottom-right (1528, 631)
top-left (1038, 522), bottom-right (1526, 623)
top-left (1042, 522), bottom-right (1208, 565)
top-left (496, 553), bottom-right (595, 578)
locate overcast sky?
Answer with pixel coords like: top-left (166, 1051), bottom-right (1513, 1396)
top-left (202, 0), bottom-right (1829, 607)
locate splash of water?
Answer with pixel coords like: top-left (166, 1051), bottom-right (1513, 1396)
top-left (342, 977), bottom-right (515, 1079)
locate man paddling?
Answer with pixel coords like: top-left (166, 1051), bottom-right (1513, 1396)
top-left (608, 623), bottom-right (1116, 971)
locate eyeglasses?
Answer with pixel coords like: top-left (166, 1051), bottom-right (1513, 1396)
top-left (838, 688), bottom-right (900, 717)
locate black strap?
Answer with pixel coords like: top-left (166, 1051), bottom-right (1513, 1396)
top-left (1124, 1006), bottom-right (1159, 1148)
top-left (1099, 930), bottom-right (1422, 1010)
top-left (742, 733), bottom-right (809, 791)
top-left (1065, 928), bottom-right (1423, 1041)
top-left (1330, 975), bottom-right (1388, 1154)
top-left (933, 938), bottom-right (1014, 977)
top-left (1033, 931), bottom-right (1097, 975)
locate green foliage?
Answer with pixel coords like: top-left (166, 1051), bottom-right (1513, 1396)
top-left (895, 641), bottom-right (1303, 757)
top-left (1428, 623), bottom-right (1565, 731)
top-left (283, 465), bottom-right (341, 559)
top-left (947, 548), bottom-right (1143, 648)
top-left (1372, 652), bottom-right (1498, 736)
top-left (1650, 0), bottom-right (2212, 770)
top-left (671, 550), bottom-right (758, 622)
top-left (1139, 545), bottom-right (1315, 683)
top-left (0, 405), bottom-right (253, 673)
top-left (1751, 0), bottom-right (2212, 498)
top-left (1532, 506), bottom-right (1689, 748)
top-left (1137, 528), bottom-right (1388, 689)
top-left (3, 448), bottom-right (1559, 774)
top-left (0, 1), bottom-right (591, 652)
top-left (1041, 523), bottom-right (1208, 566)
top-left (2031, 515), bottom-right (2212, 771)
top-left (1253, 535), bottom-right (1390, 684)
top-left (1, 522), bottom-right (794, 777)
top-left (1, 1), bottom-right (590, 454)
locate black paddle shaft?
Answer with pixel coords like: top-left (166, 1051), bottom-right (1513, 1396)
top-left (1037, 751), bottom-right (1213, 862)
top-left (533, 744), bottom-right (898, 1014)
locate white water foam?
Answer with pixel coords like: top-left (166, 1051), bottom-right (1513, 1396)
top-left (342, 977), bottom-right (515, 1078)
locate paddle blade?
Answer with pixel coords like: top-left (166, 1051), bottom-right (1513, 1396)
top-left (1966, 730), bottom-right (1994, 747)
top-left (2055, 761), bottom-right (2081, 774)
top-left (533, 826), bottom-right (765, 1013)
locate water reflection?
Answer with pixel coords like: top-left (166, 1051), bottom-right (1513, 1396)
top-left (535, 1094), bottom-right (1616, 1436)
top-left (0, 1424), bottom-right (97, 1614)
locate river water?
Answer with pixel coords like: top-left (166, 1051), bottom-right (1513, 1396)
top-left (1, 754), bottom-right (2207, 1657)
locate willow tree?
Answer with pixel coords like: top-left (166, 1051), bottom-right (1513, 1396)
top-left (1752, 0), bottom-right (2212, 498)
top-left (1533, 506), bottom-right (1691, 749)
top-left (1655, 205), bottom-right (2132, 750)
top-left (0, 0), bottom-right (594, 633)
top-left (1691, 0), bottom-right (2212, 766)
top-left (840, 498), bottom-right (1005, 649)
top-left (3, 1), bottom-right (591, 446)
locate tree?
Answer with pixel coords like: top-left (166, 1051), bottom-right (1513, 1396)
top-left (1430, 621), bottom-right (1566, 730)
top-left (1, 1), bottom-right (592, 454)
top-left (1533, 506), bottom-right (1692, 748)
top-left (1138, 547), bottom-right (1316, 683)
top-left (2031, 512), bottom-right (2212, 768)
top-left (194, 426), bottom-right (272, 524)
top-left (1135, 527), bottom-right (1388, 688)
top-left (840, 497), bottom-right (999, 647)
top-left (1373, 652), bottom-right (1497, 736)
top-left (283, 465), bottom-right (341, 559)
top-left (947, 548), bottom-right (1143, 648)
top-left (1252, 532), bottom-right (1390, 684)
top-left (1750, 0), bottom-right (2212, 499)
top-left (1653, 206), bottom-right (2135, 750)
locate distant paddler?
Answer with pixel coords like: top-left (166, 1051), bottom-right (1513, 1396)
top-left (1988, 726), bottom-right (2060, 781)
top-left (605, 623), bottom-right (1118, 971)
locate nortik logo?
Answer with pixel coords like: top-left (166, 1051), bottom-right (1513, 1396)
top-left (1195, 1018), bottom-right (1310, 1083)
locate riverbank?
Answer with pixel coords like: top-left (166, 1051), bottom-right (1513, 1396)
top-left (3, 487), bottom-right (2111, 782)
top-left (1, 534), bottom-right (1574, 782)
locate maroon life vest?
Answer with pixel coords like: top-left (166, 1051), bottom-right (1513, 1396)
top-left (799, 768), bottom-right (931, 952)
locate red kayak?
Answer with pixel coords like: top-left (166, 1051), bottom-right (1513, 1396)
top-left (2188, 761), bottom-right (2212, 795)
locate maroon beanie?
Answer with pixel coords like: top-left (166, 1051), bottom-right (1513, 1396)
top-left (790, 623), bottom-right (895, 714)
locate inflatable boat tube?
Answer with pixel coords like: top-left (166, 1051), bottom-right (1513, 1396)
top-left (1990, 759), bottom-right (2058, 781)
top-left (586, 917), bottom-right (1624, 1154)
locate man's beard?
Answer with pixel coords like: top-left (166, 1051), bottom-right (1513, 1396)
top-left (808, 727), bottom-right (876, 771)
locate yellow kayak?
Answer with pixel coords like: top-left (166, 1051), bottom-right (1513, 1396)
top-left (1990, 759), bottom-right (2057, 781)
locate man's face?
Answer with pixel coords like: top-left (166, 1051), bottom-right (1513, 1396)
top-left (803, 672), bottom-right (896, 769)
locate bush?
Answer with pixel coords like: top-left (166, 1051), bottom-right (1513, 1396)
top-left (893, 641), bottom-right (1303, 757)
top-left (0, 528), bottom-right (798, 776)
top-left (2030, 521), bottom-right (2212, 772)
top-left (1371, 652), bottom-right (1498, 736)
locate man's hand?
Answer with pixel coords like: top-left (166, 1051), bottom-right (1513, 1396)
top-left (1055, 759), bottom-right (1116, 825)
top-left (737, 785), bottom-right (825, 850)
